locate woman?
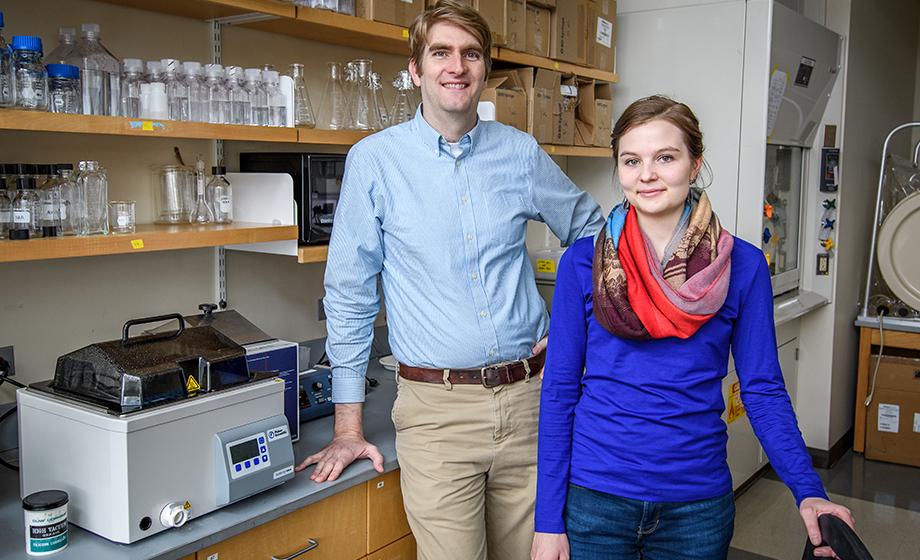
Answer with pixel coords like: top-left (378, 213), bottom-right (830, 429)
top-left (531, 96), bottom-right (854, 560)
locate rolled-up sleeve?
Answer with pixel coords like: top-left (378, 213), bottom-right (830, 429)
top-left (324, 150), bottom-right (384, 403)
top-left (528, 144), bottom-right (604, 246)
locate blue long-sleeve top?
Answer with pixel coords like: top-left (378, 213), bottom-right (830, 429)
top-left (535, 235), bottom-right (828, 533)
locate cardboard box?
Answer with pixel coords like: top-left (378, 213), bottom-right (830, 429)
top-left (575, 81), bottom-right (612, 147)
top-left (423, 0), bottom-right (506, 45)
top-left (479, 76), bottom-right (527, 132)
top-left (586, 0), bottom-right (617, 72)
top-left (504, 0), bottom-right (527, 51)
top-left (865, 355), bottom-right (920, 468)
top-left (525, 4), bottom-right (552, 58)
top-left (551, 74), bottom-right (578, 145)
top-left (551, 0), bottom-right (589, 65)
top-left (492, 67), bottom-right (558, 143)
top-left (357, 0), bottom-right (424, 27)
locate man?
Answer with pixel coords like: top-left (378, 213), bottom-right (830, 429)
top-left (295, 1), bottom-right (603, 558)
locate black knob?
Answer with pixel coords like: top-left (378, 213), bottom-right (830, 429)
top-left (312, 382), bottom-right (323, 391)
top-left (199, 303), bottom-right (218, 317)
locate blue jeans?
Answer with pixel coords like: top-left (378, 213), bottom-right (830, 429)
top-left (565, 484), bottom-right (735, 560)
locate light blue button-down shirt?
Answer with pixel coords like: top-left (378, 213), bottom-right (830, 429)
top-left (325, 109), bottom-right (604, 403)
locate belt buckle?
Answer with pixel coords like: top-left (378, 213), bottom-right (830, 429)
top-left (480, 362), bottom-right (513, 388)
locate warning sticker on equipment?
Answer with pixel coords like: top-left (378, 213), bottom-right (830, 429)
top-left (878, 403), bottom-right (899, 433)
top-left (727, 382), bottom-right (745, 423)
top-left (536, 259), bottom-right (556, 274)
top-left (186, 375), bottom-right (201, 396)
top-left (274, 466), bottom-right (294, 480)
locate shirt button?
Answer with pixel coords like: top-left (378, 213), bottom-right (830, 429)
top-left (471, 272), bottom-right (478, 281)
top-left (479, 310), bottom-right (488, 318)
top-left (461, 196), bottom-right (469, 204)
top-left (488, 348), bottom-right (497, 357)
top-left (467, 234), bottom-right (474, 241)
top-left (455, 160), bottom-right (461, 168)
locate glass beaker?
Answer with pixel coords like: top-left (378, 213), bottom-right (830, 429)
top-left (346, 59), bottom-right (380, 131)
top-left (108, 200), bottom-right (136, 233)
top-left (317, 62), bottom-right (352, 130)
top-left (289, 63), bottom-right (316, 129)
top-left (155, 165), bottom-right (193, 224)
top-left (390, 70), bottom-right (417, 126)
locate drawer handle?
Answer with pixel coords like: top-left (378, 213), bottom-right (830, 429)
top-left (271, 538), bottom-right (319, 560)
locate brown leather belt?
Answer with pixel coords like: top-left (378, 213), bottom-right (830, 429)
top-left (398, 351), bottom-right (545, 388)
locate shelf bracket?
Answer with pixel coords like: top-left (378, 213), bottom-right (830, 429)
top-left (208, 13), bottom-right (282, 26)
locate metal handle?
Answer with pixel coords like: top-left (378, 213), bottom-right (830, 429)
top-left (271, 538), bottom-right (318, 560)
top-left (121, 313), bottom-right (185, 345)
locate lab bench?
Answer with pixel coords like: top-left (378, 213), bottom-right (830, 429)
top-left (0, 365), bottom-right (409, 560)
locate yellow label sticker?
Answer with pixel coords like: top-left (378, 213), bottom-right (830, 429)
top-left (130, 239), bottom-right (144, 249)
top-left (402, 28), bottom-right (409, 38)
top-left (184, 501), bottom-right (191, 510)
top-left (141, 121), bottom-right (154, 131)
top-left (553, 62), bottom-right (560, 70)
top-left (727, 381), bottom-right (746, 423)
top-left (186, 375), bottom-right (201, 395)
top-left (536, 259), bottom-right (556, 273)
top-left (547, 145), bottom-right (556, 153)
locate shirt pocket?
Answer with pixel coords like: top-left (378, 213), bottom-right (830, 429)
top-left (480, 190), bottom-right (528, 247)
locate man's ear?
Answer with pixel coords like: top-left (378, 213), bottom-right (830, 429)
top-left (409, 59), bottom-right (422, 87)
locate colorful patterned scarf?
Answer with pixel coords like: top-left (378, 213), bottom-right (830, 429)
top-left (592, 189), bottom-right (734, 339)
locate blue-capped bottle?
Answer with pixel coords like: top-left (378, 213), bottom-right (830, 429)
top-left (12, 35), bottom-right (48, 111)
top-left (0, 12), bottom-right (13, 107)
top-left (47, 64), bottom-right (82, 114)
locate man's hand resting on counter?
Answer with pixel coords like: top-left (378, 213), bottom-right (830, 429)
top-left (294, 403), bottom-right (384, 483)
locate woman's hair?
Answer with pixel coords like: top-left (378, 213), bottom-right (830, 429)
top-left (408, 0), bottom-right (493, 77)
top-left (611, 95), bottom-right (705, 166)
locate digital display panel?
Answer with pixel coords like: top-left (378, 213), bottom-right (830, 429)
top-left (229, 439), bottom-right (259, 464)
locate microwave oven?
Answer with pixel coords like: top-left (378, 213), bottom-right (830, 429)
top-left (240, 152), bottom-right (346, 245)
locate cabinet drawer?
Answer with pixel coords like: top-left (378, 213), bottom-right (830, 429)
top-left (367, 470), bottom-right (412, 553)
top-left (198, 483), bottom-right (367, 560)
top-left (367, 534), bottom-right (417, 560)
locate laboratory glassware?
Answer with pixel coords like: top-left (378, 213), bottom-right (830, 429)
top-left (226, 66), bottom-right (251, 125)
top-left (11, 36), bottom-right (48, 111)
top-left (369, 71), bottom-right (388, 128)
top-left (75, 160), bottom-right (109, 236)
top-left (39, 174), bottom-right (63, 237)
top-left (108, 201), bottom-right (136, 233)
top-left (205, 63), bottom-right (229, 124)
top-left (47, 63), bottom-right (82, 114)
top-left (263, 70), bottom-right (287, 127)
top-left (346, 59), bottom-right (381, 131)
top-left (67, 24), bottom-right (120, 116)
top-left (182, 61), bottom-right (208, 122)
top-left (207, 166), bottom-right (233, 224)
top-left (317, 62), bottom-right (352, 130)
top-left (0, 12), bottom-right (12, 108)
top-left (390, 70), bottom-right (417, 126)
top-left (289, 63), bottom-right (316, 129)
top-left (145, 60), bottom-right (163, 84)
top-left (189, 158), bottom-right (214, 224)
top-left (55, 163), bottom-right (77, 235)
top-left (44, 27), bottom-right (76, 65)
top-left (161, 58), bottom-right (189, 121)
top-left (155, 165), bottom-right (193, 224)
top-left (0, 177), bottom-right (9, 240)
top-left (245, 68), bottom-right (268, 126)
top-left (120, 58), bottom-right (143, 118)
top-left (139, 81), bottom-right (168, 119)
top-left (10, 176), bottom-right (39, 240)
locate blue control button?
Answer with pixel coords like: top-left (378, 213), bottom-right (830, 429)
top-left (258, 436), bottom-right (265, 444)
top-left (235, 464), bottom-right (242, 472)
top-left (254, 457), bottom-right (260, 465)
top-left (245, 460), bottom-right (251, 468)
top-left (268, 432), bottom-right (274, 440)
top-left (262, 454), bottom-right (268, 462)
top-left (260, 446), bottom-right (266, 453)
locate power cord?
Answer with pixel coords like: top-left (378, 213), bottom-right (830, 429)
top-left (864, 311), bottom-right (886, 407)
top-left (0, 357), bottom-right (25, 472)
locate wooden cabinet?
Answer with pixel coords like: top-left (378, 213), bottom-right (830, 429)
top-left (194, 471), bottom-right (414, 560)
top-left (196, 483), bottom-right (367, 560)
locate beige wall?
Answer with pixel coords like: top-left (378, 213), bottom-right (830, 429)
top-left (0, 0), bottom-right (410, 404)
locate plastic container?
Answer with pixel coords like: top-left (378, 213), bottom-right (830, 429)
top-left (67, 23), bottom-right (120, 116)
top-left (226, 66), bottom-right (251, 125)
top-left (120, 58), bottom-right (143, 118)
top-left (263, 70), bottom-right (287, 127)
top-left (46, 64), bottom-right (82, 114)
top-left (161, 58), bottom-right (189, 121)
top-left (12, 36), bottom-right (48, 111)
top-left (245, 68), bottom-right (268, 126)
top-left (182, 61), bottom-right (208, 122)
top-left (23, 490), bottom-right (68, 556)
top-left (44, 27), bottom-right (76, 65)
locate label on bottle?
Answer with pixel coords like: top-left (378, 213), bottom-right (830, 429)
top-left (13, 210), bottom-right (31, 224)
top-left (42, 203), bottom-right (57, 220)
top-left (117, 215), bottom-right (129, 227)
top-left (218, 196), bottom-right (232, 214)
top-left (59, 204), bottom-right (68, 220)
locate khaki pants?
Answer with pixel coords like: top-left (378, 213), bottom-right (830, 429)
top-left (392, 374), bottom-right (541, 560)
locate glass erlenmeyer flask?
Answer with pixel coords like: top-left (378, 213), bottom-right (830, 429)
top-left (189, 157), bottom-right (214, 224)
top-left (389, 70), bottom-right (417, 126)
top-left (369, 71), bottom-right (388, 128)
top-left (289, 63), bottom-right (316, 129)
top-left (347, 59), bottom-right (381, 131)
top-left (318, 62), bottom-right (352, 130)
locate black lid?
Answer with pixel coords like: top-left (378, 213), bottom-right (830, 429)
top-left (53, 163), bottom-right (74, 172)
top-left (23, 490), bottom-right (69, 511)
top-left (0, 177), bottom-right (5, 189)
top-left (14, 163), bottom-right (37, 175)
top-left (0, 164), bottom-right (13, 174)
top-left (18, 176), bottom-right (36, 190)
top-left (212, 166), bottom-right (226, 175)
top-left (36, 164), bottom-right (53, 175)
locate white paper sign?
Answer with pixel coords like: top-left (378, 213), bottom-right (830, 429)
top-left (767, 70), bottom-right (788, 137)
top-left (914, 412), bottom-right (920, 433)
top-left (596, 17), bottom-right (613, 48)
top-left (878, 403), bottom-right (900, 433)
top-left (560, 84), bottom-right (578, 97)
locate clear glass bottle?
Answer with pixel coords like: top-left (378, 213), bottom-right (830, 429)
top-left (182, 61), bottom-right (208, 123)
top-left (44, 26), bottom-right (76, 65)
top-left (0, 12), bottom-right (13, 108)
top-left (120, 58), bottom-right (143, 118)
top-left (336, 0), bottom-right (354, 15)
top-left (67, 24), bottom-right (120, 116)
top-left (189, 158), bottom-right (214, 224)
top-left (225, 66), bottom-right (251, 125)
top-left (245, 68), bottom-right (268, 126)
top-left (205, 63), bottom-right (229, 124)
top-left (389, 70), bottom-right (417, 126)
top-left (161, 58), bottom-right (189, 121)
top-left (11, 36), bottom-right (48, 111)
top-left (263, 70), bottom-right (287, 127)
top-left (47, 63), bottom-right (82, 114)
top-left (317, 62), bottom-right (352, 130)
top-left (347, 59), bottom-right (381, 131)
top-left (35, 164), bottom-right (53, 188)
top-left (54, 163), bottom-right (77, 235)
top-left (10, 176), bottom-right (39, 240)
top-left (289, 63), bottom-right (316, 129)
top-left (75, 160), bottom-right (108, 236)
top-left (39, 173), bottom-right (63, 238)
top-left (369, 71), bottom-right (388, 128)
top-left (0, 177), bottom-right (9, 240)
top-left (207, 166), bottom-right (233, 224)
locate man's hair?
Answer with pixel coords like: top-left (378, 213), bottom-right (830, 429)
top-left (408, 0), bottom-right (493, 76)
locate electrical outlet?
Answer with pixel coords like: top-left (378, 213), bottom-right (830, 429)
top-left (0, 346), bottom-right (14, 377)
top-left (317, 298), bottom-right (326, 321)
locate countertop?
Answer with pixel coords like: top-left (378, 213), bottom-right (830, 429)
top-left (0, 364), bottom-right (399, 560)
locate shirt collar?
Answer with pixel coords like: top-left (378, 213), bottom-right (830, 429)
top-left (413, 104), bottom-right (482, 158)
